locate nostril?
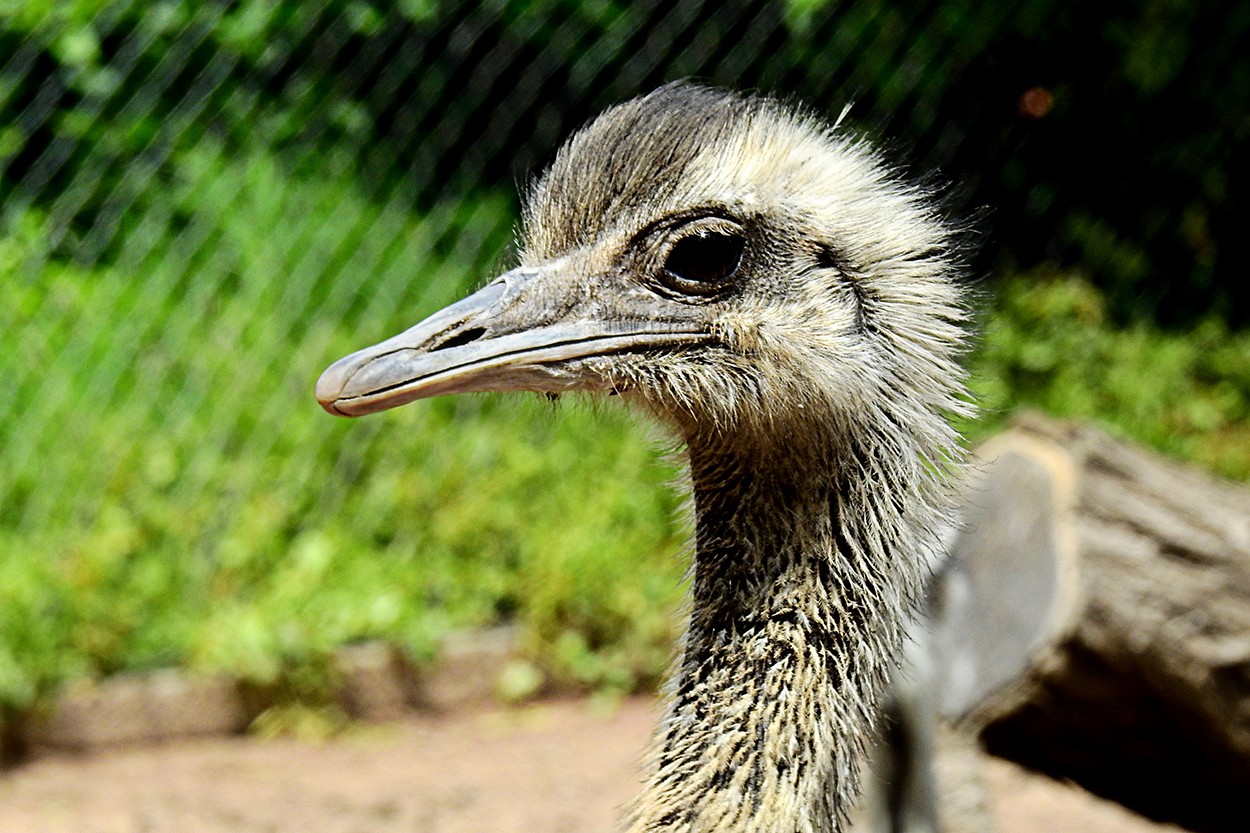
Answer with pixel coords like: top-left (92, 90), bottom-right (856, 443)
top-left (429, 326), bottom-right (487, 353)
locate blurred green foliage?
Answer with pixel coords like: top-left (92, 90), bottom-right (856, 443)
top-left (1, 138), bottom-right (688, 711)
top-left (967, 273), bottom-right (1250, 480)
top-left (3, 158), bottom-right (1249, 711)
top-left (3, 0), bottom-right (1247, 322)
top-left (2, 1), bottom-right (1248, 716)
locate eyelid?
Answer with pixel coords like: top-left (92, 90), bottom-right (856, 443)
top-left (670, 215), bottom-right (744, 239)
top-left (626, 206), bottom-right (743, 251)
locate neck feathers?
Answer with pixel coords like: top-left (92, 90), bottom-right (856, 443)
top-left (629, 418), bottom-right (946, 833)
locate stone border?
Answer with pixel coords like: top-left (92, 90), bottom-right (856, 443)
top-left (1, 627), bottom-right (518, 762)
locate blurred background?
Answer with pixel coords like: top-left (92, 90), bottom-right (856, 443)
top-left (1, 0), bottom-right (1248, 720)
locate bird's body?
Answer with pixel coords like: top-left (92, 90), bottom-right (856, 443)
top-left (317, 83), bottom-right (971, 832)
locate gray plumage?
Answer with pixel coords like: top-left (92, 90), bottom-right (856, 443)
top-left (317, 82), bottom-right (972, 833)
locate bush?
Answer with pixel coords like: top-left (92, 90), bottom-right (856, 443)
top-left (967, 272), bottom-right (1250, 479)
top-left (3, 0), bottom-right (1247, 711)
top-left (3, 1), bottom-right (1246, 322)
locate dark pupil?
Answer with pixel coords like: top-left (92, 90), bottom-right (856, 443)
top-left (665, 231), bottom-right (745, 285)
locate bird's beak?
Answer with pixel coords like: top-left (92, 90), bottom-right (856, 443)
top-left (316, 263), bottom-right (707, 417)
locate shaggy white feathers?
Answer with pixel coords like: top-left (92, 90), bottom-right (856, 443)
top-left (516, 83), bottom-right (971, 832)
top-left (321, 81), bottom-right (973, 833)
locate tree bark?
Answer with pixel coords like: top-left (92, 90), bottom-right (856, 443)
top-left (930, 412), bottom-right (1250, 833)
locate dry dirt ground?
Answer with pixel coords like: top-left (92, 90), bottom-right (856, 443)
top-left (0, 697), bottom-right (1185, 833)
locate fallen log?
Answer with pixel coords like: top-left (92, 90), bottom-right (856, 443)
top-left (931, 412), bottom-right (1250, 833)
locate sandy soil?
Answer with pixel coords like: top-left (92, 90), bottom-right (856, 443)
top-left (0, 697), bottom-right (1185, 833)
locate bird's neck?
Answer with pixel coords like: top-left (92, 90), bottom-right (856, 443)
top-left (629, 428), bottom-right (926, 833)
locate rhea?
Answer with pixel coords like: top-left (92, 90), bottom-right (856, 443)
top-left (316, 83), bottom-right (970, 832)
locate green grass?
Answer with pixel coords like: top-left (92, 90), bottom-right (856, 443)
top-left (3, 143), bottom-right (1249, 714)
top-left (0, 141), bottom-right (688, 711)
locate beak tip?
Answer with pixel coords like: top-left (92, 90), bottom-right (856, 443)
top-left (318, 398), bottom-right (354, 417)
top-left (315, 363), bottom-right (354, 417)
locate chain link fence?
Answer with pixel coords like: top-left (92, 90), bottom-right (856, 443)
top-left (1, 0), bottom-right (1244, 707)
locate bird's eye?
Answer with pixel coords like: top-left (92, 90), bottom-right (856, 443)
top-left (662, 230), bottom-right (745, 295)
